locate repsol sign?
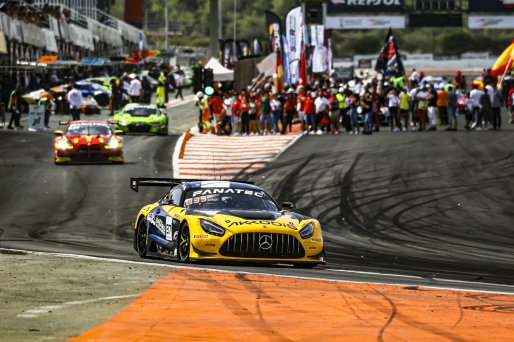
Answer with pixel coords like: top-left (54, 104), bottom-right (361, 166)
top-left (328, 0), bottom-right (403, 13)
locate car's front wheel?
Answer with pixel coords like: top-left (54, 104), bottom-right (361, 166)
top-left (178, 222), bottom-right (190, 262)
top-left (135, 219), bottom-right (148, 258)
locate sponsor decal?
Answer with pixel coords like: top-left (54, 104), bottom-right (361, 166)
top-left (309, 246), bottom-right (317, 250)
top-left (228, 220), bottom-right (291, 228)
top-left (191, 188), bottom-right (265, 198)
top-left (173, 231), bottom-right (178, 241)
top-left (193, 234), bottom-right (209, 239)
top-left (205, 243), bottom-right (215, 247)
top-left (165, 217), bottom-right (173, 240)
top-left (259, 235), bottom-right (273, 250)
top-left (155, 217), bottom-right (166, 235)
top-left (311, 237), bottom-right (322, 243)
top-left (147, 213), bottom-right (156, 225)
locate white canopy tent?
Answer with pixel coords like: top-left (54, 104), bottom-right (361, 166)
top-left (204, 57), bottom-right (234, 82)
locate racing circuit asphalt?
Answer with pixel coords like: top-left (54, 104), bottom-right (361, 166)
top-left (1, 113), bottom-right (514, 295)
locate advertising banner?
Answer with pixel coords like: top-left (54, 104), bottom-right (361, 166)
top-left (469, 16), bottom-right (514, 29)
top-left (285, 6), bottom-right (303, 84)
top-left (28, 105), bottom-right (45, 131)
top-left (327, 0), bottom-right (404, 13)
top-left (468, 0), bottom-right (514, 12)
top-left (310, 25), bottom-right (324, 73)
top-left (221, 39), bottom-right (237, 68)
top-left (265, 11), bottom-right (282, 52)
top-left (326, 16), bottom-right (405, 29)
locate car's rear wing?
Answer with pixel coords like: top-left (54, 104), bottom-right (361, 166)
top-left (130, 177), bottom-right (254, 192)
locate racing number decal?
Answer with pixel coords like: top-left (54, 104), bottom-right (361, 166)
top-left (165, 217), bottom-right (173, 240)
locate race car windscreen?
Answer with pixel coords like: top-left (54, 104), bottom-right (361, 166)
top-left (124, 106), bottom-right (157, 117)
top-left (66, 124), bottom-right (111, 136)
top-left (184, 188), bottom-right (279, 211)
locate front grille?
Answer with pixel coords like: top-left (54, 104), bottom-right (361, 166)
top-left (219, 233), bottom-right (305, 259)
top-left (76, 144), bottom-right (102, 160)
top-left (128, 124), bottom-right (151, 133)
top-left (90, 144), bottom-right (101, 155)
top-left (77, 145), bottom-right (88, 156)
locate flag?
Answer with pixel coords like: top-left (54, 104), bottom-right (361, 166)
top-left (281, 34), bottom-right (290, 85)
top-left (285, 6), bottom-right (303, 84)
top-left (238, 40), bottom-right (251, 57)
top-left (310, 25), bottom-right (324, 73)
top-left (265, 11), bottom-right (282, 53)
top-left (299, 45), bottom-right (307, 86)
top-left (221, 39), bottom-right (237, 68)
top-left (375, 28), bottom-right (405, 76)
top-left (491, 40), bottom-right (514, 78)
top-left (324, 29), bottom-right (333, 76)
top-left (252, 39), bottom-right (263, 56)
top-left (275, 49), bottom-right (284, 92)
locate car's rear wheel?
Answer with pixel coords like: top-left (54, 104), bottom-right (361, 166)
top-left (135, 219), bottom-right (148, 258)
top-left (178, 223), bottom-right (190, 262)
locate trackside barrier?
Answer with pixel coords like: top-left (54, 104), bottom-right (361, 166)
top-left (179, 129), bottom-right (192, 159)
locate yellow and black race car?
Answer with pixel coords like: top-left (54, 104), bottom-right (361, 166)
top-left (131, 178), bottom-right (325, 268)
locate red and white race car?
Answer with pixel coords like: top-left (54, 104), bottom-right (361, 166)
top-left (54, 121), bottom-right (124, 164)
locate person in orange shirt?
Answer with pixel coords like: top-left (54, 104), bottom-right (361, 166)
top-left (436, 87), bottom-right (448, 126)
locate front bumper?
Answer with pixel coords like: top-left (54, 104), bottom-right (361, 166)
top-left (188, 230), bottom-right (324, 264)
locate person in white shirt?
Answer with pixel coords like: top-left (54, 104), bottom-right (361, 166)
top-left (409, 69), bottom-right (420, 84)
top-left (314, 90), bottom-right (329, 134)
top-left (408, 84), bottom-right (420, 129)
top-left (129, 76), bottom-right (142, 103)
top-left (174, 72), bottom-right (184, 100)
top-left (469, 84), bottom-right (484, 129)
top-left (387, 89), bottom-right (400, 131)
top-left (67, 83), bottom-right (83, 121)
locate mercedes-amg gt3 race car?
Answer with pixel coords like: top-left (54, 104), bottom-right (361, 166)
top-left (54, 121), bottom-right (124, 164)
top-left (131, 178), bottom-right (325, 267)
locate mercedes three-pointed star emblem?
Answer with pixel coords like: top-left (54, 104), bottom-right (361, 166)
top-left (259, 234), bottom-right (273, 250)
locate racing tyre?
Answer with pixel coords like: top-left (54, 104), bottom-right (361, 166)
top-left (135, 219), bottom-right (149, 258)
top-left (178, 222), bottom-right (190, 262)
top-left (158, 119), bottom-right (169, 136)
top-left (293, 263), bottom-right (318, 269)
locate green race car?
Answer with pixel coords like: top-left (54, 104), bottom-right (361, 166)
top-left (114, 103), bottom-right (169, 135)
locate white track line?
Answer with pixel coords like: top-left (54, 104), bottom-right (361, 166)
top-left (2, 247), bottom-right (514, 296)
top-left (17, 294), bottom-right (139, 318)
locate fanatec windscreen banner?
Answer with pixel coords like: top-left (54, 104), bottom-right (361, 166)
top-left (327, 0), bottom-right (404, 13)
top-left (468, 0), bottom-right (514, 12)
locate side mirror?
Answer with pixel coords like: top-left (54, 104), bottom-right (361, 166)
top-left (54, 130), bottom-right (63, 136)
top-left (115, 129), bottom-right (124, 135)
top-left (282, 202), bottom-right (294, 211)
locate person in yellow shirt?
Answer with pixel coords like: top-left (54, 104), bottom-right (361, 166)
top-left (399, 88), bottom-right (411, 132)
top-left (156, 73), bottom-right (167, 107)
top-left (436, 87), bottom-right (448, 125)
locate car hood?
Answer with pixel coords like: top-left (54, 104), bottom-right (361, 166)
top-left (186, 208), bottom-right (308, 231)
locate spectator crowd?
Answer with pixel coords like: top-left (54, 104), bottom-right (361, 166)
top-left (193, 68), bottom-right (514, 136)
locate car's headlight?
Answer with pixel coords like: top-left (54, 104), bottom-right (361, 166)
top-left (299, 223), bottom-right (314, 239)
top-left (108, 138), bottom-right (119, 149)
top-left (118, 120), bottom-right (128, 126)
top-left (200, 219), bottom-right (225, 237)
top-left (56, 140), bottom-right (71, 150)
